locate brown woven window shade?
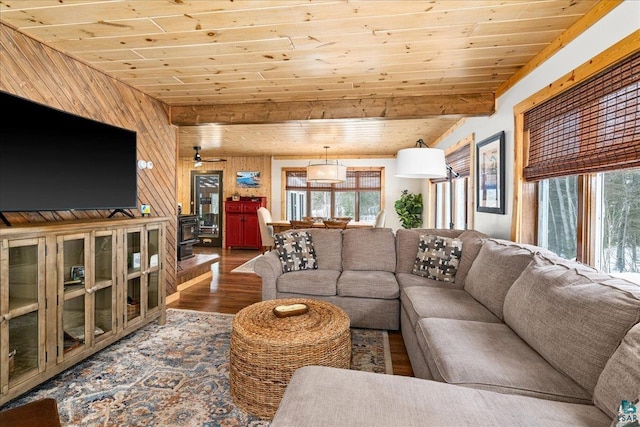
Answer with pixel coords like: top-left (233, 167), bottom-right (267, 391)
top-left (523, 51), bottom-right (640, 181)
top-left (432, 143), bottom-right (471, 183)
top-left (286, 170), bottom-right (381, 190)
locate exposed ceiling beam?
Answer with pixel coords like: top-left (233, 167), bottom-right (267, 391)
top-left (170, 93), bottom-right (495, 126)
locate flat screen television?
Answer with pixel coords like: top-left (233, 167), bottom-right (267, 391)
top-left (0, 90), bottom-right (138, 214)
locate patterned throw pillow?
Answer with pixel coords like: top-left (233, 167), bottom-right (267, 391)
top-left (412, 234), bottom-right (463, 282)
top-left (274, 231), bottom-right (318, 273)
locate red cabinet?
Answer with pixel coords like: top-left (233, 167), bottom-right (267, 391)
top-left (225, 197), bottom-right (266, 249)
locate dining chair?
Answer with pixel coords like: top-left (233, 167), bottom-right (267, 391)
top-left (257, 207), bottom-right (275, 252)
top-left (290, 220), bottom-right (315, 229)
top-left (323, 220), bottom-right (348, 229)
top-left (374, 209), bottom-right (386, 228)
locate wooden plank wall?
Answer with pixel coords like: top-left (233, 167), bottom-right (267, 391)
top-left (0, 24), bottom-right (179, 295)
top-left (177, 156), bottom-right (271, 245)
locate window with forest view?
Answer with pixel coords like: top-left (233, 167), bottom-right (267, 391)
top-left (284, 169), bottom-right (382, 221)
top-left (538, 176), bottom-right (578, 260)
top-left (596, 168), bottom-right (640, 282)
top-left (538, 168), bottom-right (640, 284)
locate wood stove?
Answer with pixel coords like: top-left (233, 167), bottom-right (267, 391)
top-left (177, 214), bottom-right (199, 261)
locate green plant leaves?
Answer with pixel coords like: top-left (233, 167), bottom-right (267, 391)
top-left (394, 190), bottom-right (423, 229)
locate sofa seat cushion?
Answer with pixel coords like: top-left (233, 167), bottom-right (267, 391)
top-left (271, 366), bottom-right (611, 427)
top-left (418, 318), bottom-right (592, 404)
top-left (337, 270), bottom-right (399, 299)
top-left (401, 286), bottom-right (501, 330)
top-left (396, 272), bottom-right (464, 290)
top-left (504, 254), bottom-right (640, 395)
top-left (277, 269), bottom-right (340, 296)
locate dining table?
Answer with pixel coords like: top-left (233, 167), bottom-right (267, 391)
top-left (267, 220), bottom-right (374, 234)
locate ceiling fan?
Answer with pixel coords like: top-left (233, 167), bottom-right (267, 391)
top-left (193, 146), bottom-right (226, 166)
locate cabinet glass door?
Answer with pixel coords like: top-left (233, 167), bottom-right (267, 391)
top-left (91, 231), bottom-right (116, 344)
top-left (146, 226), bottom-right (161, 313)
top-left (125, 229), bottom-right (143, 325)
top-left (58, 234), bottom-right (90, 360)
top-left (191, 170), bottom-right (223, 247)
top-left (1, 238), bottom-right (45, 392)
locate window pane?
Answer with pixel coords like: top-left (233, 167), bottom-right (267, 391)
top-left (286, 190), bottom-right (306, 220)
top-left (596, 168), bottom-right (640, 284)
top-left (310, 190), bottom-right (331, 218)
top-left (358, 191), bottom-right (380, 221)
top-left (538, 176), bottom-right (578, 260)
top-left (454, 178), bottom-right (467, 229)
top-left (435, 183), bottom-right (446, 229)
top-left (335, 191), bottom-right (355, 218)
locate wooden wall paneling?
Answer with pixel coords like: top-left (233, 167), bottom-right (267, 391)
top-left (0, 24), bottom-right (178, 295)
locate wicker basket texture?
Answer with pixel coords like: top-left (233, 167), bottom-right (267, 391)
top-left (229, 298), bottom-right (351, 419)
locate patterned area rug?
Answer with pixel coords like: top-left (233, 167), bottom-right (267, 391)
top-left (1, 308), bottom-right (392, 426)
top-left (230, 255), bottom-right (263, 273)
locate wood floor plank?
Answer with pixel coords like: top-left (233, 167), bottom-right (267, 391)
top-left (168, 246), bottom-right (414, 377)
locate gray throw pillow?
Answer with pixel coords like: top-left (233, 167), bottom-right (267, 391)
top-left (274, 231), bottom-right (318, 273)
top-left (412, 234), bottom-right (463, 282)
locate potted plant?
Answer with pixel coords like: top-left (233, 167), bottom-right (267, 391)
top-left (394, 190), bottom-right (423, 229)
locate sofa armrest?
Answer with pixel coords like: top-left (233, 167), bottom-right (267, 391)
top-left (254, 250), bottom-right (283, 300)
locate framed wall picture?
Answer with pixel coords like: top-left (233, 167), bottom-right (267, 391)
top-left (476, 131), bottom-right (506, 214)
top-left (236, 171), bottom-right (261, 188)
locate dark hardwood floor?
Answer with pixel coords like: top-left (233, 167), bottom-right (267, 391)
top-left (168, 246), bottom-right (414, 377)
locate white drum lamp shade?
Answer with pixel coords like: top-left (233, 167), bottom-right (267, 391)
top-left (307, 162), bottom-right (347, 183)
top-left (307, 146), bottom-right (347, 183)
top-left (395, 146), bottom-right (447, 179)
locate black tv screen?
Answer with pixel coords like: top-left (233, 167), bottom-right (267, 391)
top-left (0, 91), bottom-right (138, 212)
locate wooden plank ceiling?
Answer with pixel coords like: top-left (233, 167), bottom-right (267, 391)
top-left (0, 0), bottom-right (599, 159)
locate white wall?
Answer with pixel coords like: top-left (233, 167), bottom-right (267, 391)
top-left (270, 157), bottom-right (423, 231)
top-left (433, 1), bottom-right (639, 239)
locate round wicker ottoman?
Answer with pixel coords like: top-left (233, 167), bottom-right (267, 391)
top-left (229, 298), bottom-right (351, 419)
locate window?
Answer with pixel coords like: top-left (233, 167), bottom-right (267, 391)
top-left (433, 178), bottom-right (469, 229)
top-left (284, 169), bottom-right (383, 221)
top-left (595, 168), bottom-right (640, 281)
top-left (537, 176), bottom-right (578, 260)
top-left (515, 49), bottom-right (639, 284)
top-left (431, 135), bottom-right (473, 229)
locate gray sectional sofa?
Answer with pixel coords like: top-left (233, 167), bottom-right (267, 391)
top-left (254, 227), bottom-right (640, 426)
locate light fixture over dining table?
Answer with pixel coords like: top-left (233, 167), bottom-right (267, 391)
top-left (306, 146), bottom-right (347, 183)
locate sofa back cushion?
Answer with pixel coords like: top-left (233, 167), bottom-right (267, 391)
top-left (396, 229), bottom-right (485, 287)
top-left (463, 239), bottom-right (540, 320)
top-left (593, 323), bottom-right (640, 418)
top-left (308, 228), bottom-right (343, 271)
top-left (342, 228), bottom-right (396, 272)
top-left (504, 254), bottom-right (640, 395)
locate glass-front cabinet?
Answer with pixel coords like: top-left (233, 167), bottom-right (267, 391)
top-left (0, 237), bottom-right (46, 395)
top-left (0, 217), bottom-right (167, 405)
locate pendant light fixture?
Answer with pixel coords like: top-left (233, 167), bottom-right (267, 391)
top-left (307, 146), bottom-right (347, 183)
